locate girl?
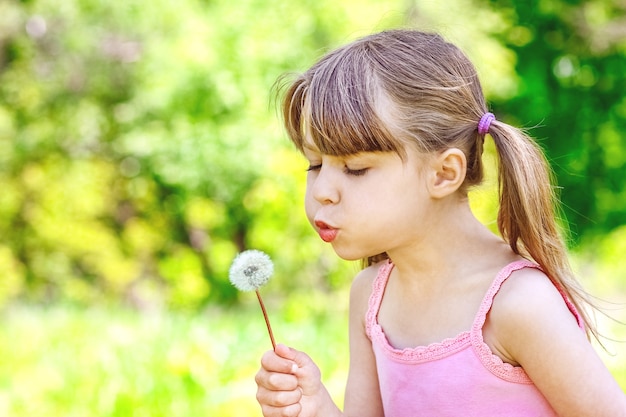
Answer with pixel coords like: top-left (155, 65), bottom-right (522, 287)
top-left (255, 30), bottom-right (626, 416)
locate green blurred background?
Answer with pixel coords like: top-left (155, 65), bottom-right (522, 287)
top-left (0, 0), bottom-right (624, 415)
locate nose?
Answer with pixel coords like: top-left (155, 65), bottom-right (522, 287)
top-left (309, 165), bottom-right (340, 205)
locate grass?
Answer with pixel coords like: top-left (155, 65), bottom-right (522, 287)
top-left (0, 268), bottom-right (624, 416)
top-left (0, 301), bottom-right (351, 417)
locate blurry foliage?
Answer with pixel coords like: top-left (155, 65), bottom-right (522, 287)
top-left (0, 0), bottom-right (624, 309)
top-left (0, 304), bottom-right (353, 416)
top-left (484, 0), bottom-right (626, 241)
top-left (0, 0), bottom-right (405, 307)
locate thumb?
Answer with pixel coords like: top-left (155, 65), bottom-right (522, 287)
top-left (274, 343), bottom-right (294, 359)
top-left (274, 343), bottom-right (310, 370)
top-left (274, 344), bottom-right (321, 395)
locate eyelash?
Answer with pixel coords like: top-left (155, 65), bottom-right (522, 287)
top-left (345, 167), bottom-right (369, 176)
top-left (306, 164), bottom-right (369, 177)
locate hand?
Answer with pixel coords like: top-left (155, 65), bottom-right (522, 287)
top-left (255, 343), bottom-right (331, 417)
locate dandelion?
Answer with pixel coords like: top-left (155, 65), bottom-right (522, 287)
top-left (229, 249), bottom-right (276, 349)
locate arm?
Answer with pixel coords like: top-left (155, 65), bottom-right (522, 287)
top-left (343, 266), bottom-right (385, 416)
top-left (489, 268), bottom-right (626, 416)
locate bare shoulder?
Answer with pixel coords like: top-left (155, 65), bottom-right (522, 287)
top-left (349, 261), bottom-right (386, 315)
top-left (489, 266), bottom-right (626, 415)
top-left (351, 262), bottom-right (382, 292)
top-left (487, 266), bottom-right (582, 364)
top-left (492, 266), bottom-right (575, 320)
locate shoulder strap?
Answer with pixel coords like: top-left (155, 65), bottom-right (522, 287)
top-left (365, 261), bottom-right (394, 340)
top-left (471, 259), bottom-right (585, 334)
top-left (469, 259), bottom-right (585, 381)
top-left (471, 260), bottom-right (540, 333)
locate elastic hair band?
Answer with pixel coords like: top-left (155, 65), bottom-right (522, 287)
top-left (478, 112), bottom-right (495, 135)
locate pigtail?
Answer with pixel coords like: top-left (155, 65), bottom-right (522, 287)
top-left (488, 121), bottom-right (598, 340)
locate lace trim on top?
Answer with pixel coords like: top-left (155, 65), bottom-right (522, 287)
top-left (470, 260), bottom-right (539, 383)
top-left (470, 260), bottom-right (585, 382)
top-left (365, 259), bottom-right (584, 383)
top-left (366, 261), bottom-right (472, 362)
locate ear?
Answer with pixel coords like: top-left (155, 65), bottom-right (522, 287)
top-left (427, 148), bottom-right (467, 199)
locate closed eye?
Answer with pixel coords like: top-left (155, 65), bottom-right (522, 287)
top-left (344, 167), bottom-right (369, 176)
top-left (306, 162), bottom-right (369, 176)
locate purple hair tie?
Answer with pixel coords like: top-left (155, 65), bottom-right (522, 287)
top-left (478, 112), bottom-right (495, 135)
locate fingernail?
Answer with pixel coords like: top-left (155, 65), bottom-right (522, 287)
top-left (291, 363), bottom-right (299, 373)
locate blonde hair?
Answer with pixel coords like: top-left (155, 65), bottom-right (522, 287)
top-left (278, 29), bottom-right (597, 339)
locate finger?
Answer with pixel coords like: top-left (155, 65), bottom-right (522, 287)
top-left (274, 344), bottom-right (312, 372)
top-left (261, 347), bottom-right (298, 374)
top-left (269, 345), bottom-right (323, 397)
top-left (274, 343), bottom-right (295, 360)
top-left (259, 401), bottom-right (302, 417)
top-left (256, 385), bottom-right (303, 407)
top-left (255, 367), bottom-right (299, 391)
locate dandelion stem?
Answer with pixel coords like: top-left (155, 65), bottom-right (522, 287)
top-left (256, 290), bottom-right (276, 350)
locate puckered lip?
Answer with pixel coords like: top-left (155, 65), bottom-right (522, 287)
top-left (314, 219), bottom-right (335, 230)
top-left (314, 219), bottom-right (338, 242)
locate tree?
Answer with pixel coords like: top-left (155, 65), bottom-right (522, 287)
top-left (485, 0), bottom-right (626, 242)
top-left (0, 0), bottom-right (405, 306)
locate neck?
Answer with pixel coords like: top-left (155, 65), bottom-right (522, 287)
top-left (386, 200), bottom-right (510, 290)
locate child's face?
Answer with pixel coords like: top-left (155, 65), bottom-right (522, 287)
top-left (302, 142), bottom-right (433, 261)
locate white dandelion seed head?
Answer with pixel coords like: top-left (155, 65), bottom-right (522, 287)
top-left (229, 249), bottom-right (274, 292)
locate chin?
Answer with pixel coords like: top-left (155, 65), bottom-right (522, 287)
top-left (331, 245), bottom-right (375, 262)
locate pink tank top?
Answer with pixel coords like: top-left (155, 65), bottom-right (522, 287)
top-left (365, 260), bottom-right (584, 416)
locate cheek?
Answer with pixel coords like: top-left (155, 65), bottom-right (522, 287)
top-left (303, 188), bottom-right (317, 224)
